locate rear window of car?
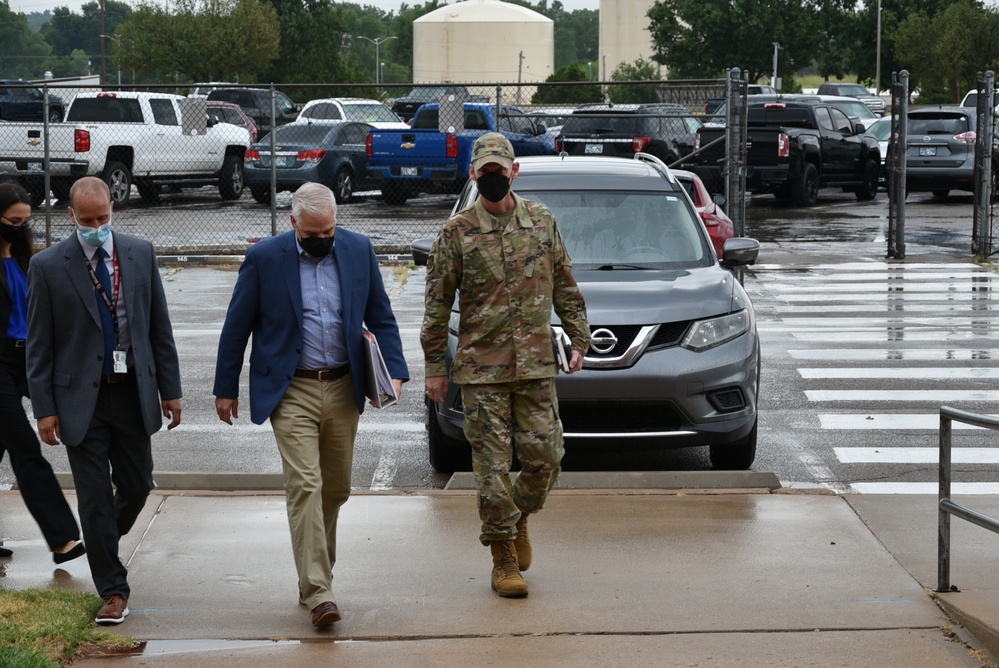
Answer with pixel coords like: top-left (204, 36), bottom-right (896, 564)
top-left (343, 103), bottom-right (400, 123)
top-left (67, 97), bottom-right (144, 123)
top-left (517, 189), bottom-right (710, 270)
top-left (562, 113), bottom-right (640, 134)
top-left (908, 113), bottom-right (971, 135)
top-left (270, 123), bottom-right (337, 143)
top-left (412, 108), bottom-right (490, 130)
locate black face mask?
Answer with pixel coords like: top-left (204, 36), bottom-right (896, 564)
top-left (0, 222), bottom-right (26, 244)
top-left (299, 235), bottom-right (334, 259)
top-left (476, 172), bottom-right (511, 203)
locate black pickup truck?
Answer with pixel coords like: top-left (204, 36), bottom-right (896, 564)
top-left (691, 100), bottom-right (880, 206)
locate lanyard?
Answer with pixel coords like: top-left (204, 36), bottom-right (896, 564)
top-left (84, 247), bottom-right (121, 348)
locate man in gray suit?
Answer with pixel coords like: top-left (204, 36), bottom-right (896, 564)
top-left (27, 176), bottom-right (182, 625)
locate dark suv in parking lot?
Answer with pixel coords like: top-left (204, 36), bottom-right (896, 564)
top-left (206, 87), bottom-right (299, 135)
top-left (413, 154), bottom-right (761, 472)
top-left (0, 79), bottom-right (65, 122)
top-left (556, 103), bottom-right (702, 165)
top-left (901, 105), bottom-right (999, 198)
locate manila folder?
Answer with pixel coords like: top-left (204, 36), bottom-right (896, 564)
top-left (363, 329), bottom-right (399, 408)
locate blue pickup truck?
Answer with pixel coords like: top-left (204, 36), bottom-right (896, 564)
top-left (365, 103), bottom-right (554, 205)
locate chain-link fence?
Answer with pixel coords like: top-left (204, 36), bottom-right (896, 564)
top-left (1, 79), bottom-right (726, 255)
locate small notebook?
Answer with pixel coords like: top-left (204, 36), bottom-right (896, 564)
top-left (551, 327), bottom-right (572, 373)
top-left (363, 329), bottom-right (399, 408)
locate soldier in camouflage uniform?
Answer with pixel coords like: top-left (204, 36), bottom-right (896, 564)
top-left (421, 133), bottom-right (590, 598)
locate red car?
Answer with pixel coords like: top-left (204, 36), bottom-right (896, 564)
top-left (205, 100), bottom-right (258, 143)
top-left (672, 168), bottom-right (734, 258)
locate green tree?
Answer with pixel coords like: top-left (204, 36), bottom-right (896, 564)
top-left (0, 1), bottom-right (51, 79)
top-left (388, 1), bottom-right (446, 82)
top-left (531, 62), bottom-right (602, 104)
top-left (647, 0), bottom-right (818, 85)
top-left (113, 0), bottom-right (279, 84)
top-left (608, 57), bottom-right (660, 104)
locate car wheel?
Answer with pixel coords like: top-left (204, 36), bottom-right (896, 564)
top-left (50, 178), bottom-right (72, 202)
top-left (427, 402), bottom-right (470, 473)
top-left (250, 185), bottom-right (271, 205)
top-left (48, 108), bottom-right (63, 123)
top-left (20, 179), bottom-right (46, 207)
top-left (709, 419), bottom-right (757, 470)
top-left (791, 162), bottom-right (819, 207)
top-left (103, 161), bottom-right (132, 207)
top-left (855, 159), bottom-right (878, 201)
top-left (382, 187), bottom-right (409, 206)
top-left (333, 167), bottom-right (354, 203)
top-left (218, 154), bottom-right (245, 200)
top-left (932, 190), bottom-right (950, 199)
top-left (136, 181), bottom-right (161, 202)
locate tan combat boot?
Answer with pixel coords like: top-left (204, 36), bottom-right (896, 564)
top-left (513, 514), bottom-right (531, 571)
top-left (490, 541), bottom-right (529, 598)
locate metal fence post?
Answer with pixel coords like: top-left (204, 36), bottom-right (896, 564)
top-left (42, 82), bottom-right (53, 246)
top-left (269, 84), bottom-right (277, 236)
top-left (938, 410), bottom-right (952, 592)
top-left (887, 71), bottom-right (907, 259)
top-left (725, 67), bottom-right (747, 239)
top-left (972, 70), bottom-right (994, 257)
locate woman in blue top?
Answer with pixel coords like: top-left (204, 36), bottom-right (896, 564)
top-left (0, 181), bottom-right (84, 563)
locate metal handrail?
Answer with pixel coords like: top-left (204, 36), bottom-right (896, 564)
top-left (937, 405), bottom-right (999, 592)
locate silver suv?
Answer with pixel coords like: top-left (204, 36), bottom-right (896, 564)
top-left (816, 83), bottom-right (886, 117)
top-left (412, 154), bottom-right (761, 472)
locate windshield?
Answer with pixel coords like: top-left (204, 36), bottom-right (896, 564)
top-left (517, 189), bottom-right (711, 270)
top-left (867, 118), bottom-right (892, 141)
top-left (343, 103), bottom-right (400, 123)
top-left (829, 100), bottom-right (876, 120)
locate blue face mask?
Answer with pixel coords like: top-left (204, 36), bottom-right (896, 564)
top-left (76, 220), bottom-right (112, 247)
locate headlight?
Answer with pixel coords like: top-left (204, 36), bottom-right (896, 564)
top-left (680, 310), bottom-right (750, 352)
top-left (448, 310), bottom-right (460, 336)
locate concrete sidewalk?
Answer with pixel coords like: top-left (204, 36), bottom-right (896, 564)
top-left (1, 485), bottom-right (997, 667)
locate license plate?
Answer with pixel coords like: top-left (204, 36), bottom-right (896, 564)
top-left (281, 156), bottom-right (296, 167)
top-left (27, 162), bottom-right (43, 172)
top-left (401, 167), bottom-right (417, 176)
top-left (584, 144), bottom-right (603, 154)
top-left (918, 146), bottom-right (937, 157)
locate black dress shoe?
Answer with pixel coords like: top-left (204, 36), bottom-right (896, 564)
top-left (0, 546), bottom-right (11, 558)
top-left (53, 543), bottom-right (85, 564)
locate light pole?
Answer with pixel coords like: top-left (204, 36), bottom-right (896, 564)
top-left (355, 35), bottom-right (397, 85)
top-left (771, 42), bottom-right (781, 89)
top-left (875, 0), bottom-right (882, 95)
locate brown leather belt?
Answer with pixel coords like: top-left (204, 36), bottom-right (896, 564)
top-left (102, 371), bottom-right (131, 384)
top-left (294, 366), bottom-right (350, 381)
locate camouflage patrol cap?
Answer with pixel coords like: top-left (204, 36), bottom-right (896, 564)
top-left (471, 132), bottom-right (515, 171)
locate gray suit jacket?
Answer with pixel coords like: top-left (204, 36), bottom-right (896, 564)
top-left (26, 232), bottom-right (182, 447)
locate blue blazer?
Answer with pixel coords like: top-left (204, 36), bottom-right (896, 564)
top-left (213, 229), bottom-right (409, 424)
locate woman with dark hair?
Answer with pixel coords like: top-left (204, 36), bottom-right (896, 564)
top-left (0, 181), bottom-right (84, 563)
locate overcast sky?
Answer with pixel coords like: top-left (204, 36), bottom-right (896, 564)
top-left (12, 0), bottom-right (602, 17)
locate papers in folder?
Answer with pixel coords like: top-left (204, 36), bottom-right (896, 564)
top-left (363, 329), bottom-right (399, 408)
top-left (551, 326), bottom-right (572, 373)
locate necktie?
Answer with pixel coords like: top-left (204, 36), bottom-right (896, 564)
top-left (95, 248), bottom-right (115, 376)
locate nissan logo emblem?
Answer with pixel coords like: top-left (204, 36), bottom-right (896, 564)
top-left (589, 328), bottom-right (618, 354)
top-left (923, 136), bottom-right (931, 142)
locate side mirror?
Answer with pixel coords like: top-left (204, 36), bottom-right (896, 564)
top-left (411, 237), bottom-right (434, 266)
top-left (720, 237), bottom-right (760, 268)
top-left (711, 193), bottom-right (727, 207)
top-left (854, 122), bottom-right (866, 135)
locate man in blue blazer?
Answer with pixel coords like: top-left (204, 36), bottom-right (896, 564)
top-left (213, 182), bottom-right (408, 628)
top-left (27, 177), bottom-right (182, 625)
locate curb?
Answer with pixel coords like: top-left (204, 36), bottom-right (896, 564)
top-left (48, 471), bottom-right (782, 493)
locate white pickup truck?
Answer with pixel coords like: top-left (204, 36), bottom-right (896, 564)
top-left (0, 91), bottom-right (251, 206)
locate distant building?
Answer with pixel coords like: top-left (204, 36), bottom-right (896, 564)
top-left (413, 0), bottom-right (554, 85)
top-left (599, 0), bottom-right (659, 79)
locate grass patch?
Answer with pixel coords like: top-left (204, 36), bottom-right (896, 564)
top-left (0, 587), bottom-right (136, 666)
top-left (796, 73), bottom-right (860, 89)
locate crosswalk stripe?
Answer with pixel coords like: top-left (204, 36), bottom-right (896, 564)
top-left (818, 414), bottom-right (995, 430)
top-left (790, 349), bottom-right (999, 361)
top-left (835, 447), bottom-right (999, 463)
top-left (807, 390), bottom-right (999, 402)
top-left (801, 368), bottom-right (999, 379)
top-left (849, 482), bottom-right (999, 494)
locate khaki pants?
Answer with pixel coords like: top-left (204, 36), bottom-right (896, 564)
top-left (270, 375), bottom-right (359, 610)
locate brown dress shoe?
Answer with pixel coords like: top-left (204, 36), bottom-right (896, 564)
top-left (95, 594), bottom-right (129, 625)
top-left (310, 601), bottom-right (341, 626)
